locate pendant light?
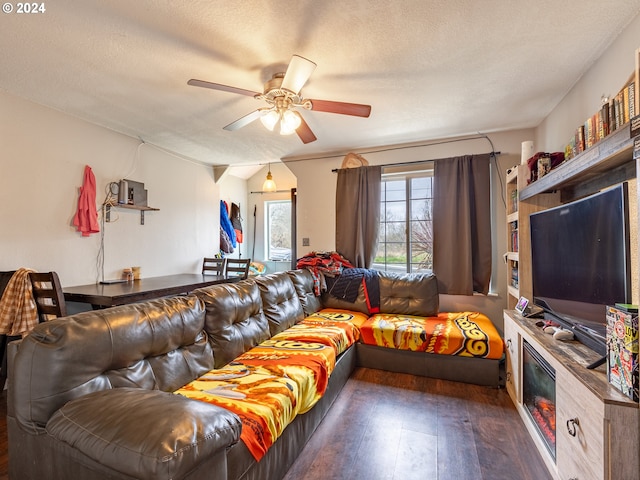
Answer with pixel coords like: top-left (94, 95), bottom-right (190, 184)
top-left (262, 163), bottom-right (277, 192)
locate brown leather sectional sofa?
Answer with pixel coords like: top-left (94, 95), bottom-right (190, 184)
top-left (7, 269), bottom-right (499, 480)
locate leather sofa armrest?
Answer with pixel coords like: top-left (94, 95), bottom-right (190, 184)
top-left (46, 387), bottom-right (241, 480)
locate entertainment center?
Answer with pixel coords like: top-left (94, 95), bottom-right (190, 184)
top-left (504, 122), bottom-right (639, 480)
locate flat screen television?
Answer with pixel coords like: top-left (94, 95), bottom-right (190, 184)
top-left (530, 182), bottom-right (631, 357)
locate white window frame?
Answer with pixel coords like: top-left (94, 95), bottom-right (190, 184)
top-left (264, 199), bottom-right (292, 262)
top-left (374, 163), bottom-right (434, 274)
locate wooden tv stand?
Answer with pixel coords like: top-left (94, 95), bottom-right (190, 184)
top-left (503, 310), bottom-right (639, 480)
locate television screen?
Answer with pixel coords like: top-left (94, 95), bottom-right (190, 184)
top-left (530, 183), bottom-right (631, 354)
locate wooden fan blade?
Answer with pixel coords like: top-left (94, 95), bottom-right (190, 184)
top-left (309, 99), bottom-right (371, 117)
top-left (281, 55), bottom-right (317, 94)
top-left (223, 110), bottom-right (264, 131)
top-left (187, 79), bottom-right (259, 97)
top-left (296, 115), bottom-right (317, 144)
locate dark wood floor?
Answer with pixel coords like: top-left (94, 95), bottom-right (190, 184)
top-left (283, 368), bottom-right (552, 480)
top-left (0, 368), bottom-right (552, 480)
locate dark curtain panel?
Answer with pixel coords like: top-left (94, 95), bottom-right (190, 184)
top-left (335, 166), bottom-right (382, 267)
top-left (433, 154), bottom-right (492, 295)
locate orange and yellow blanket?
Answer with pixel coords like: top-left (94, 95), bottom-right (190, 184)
top-left (358, 311), bottom-right (504, 359)
top-left (176, 308), bottom-right (502, 460)
top-left (272, 309), bottom-right (364, 355)
top-left (175, 338), bottom-right (339, 461)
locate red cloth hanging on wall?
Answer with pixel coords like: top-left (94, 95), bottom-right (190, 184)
top-left (231, 202), bottom-right (243, 243)
top-left (72, 165), bottom-right (100, 237)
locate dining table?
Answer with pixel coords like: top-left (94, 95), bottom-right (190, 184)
top-left (63, 273), bottom-right (239, 308)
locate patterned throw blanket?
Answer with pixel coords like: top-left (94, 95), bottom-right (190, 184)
top-left (272, 309), bottom-right (365, 355)
top-left (175, 318), bottom-right (359, 461)
top-left (176, 309), bottom-right (503, 460)
top-left (0, 268), bottom-right (37, 336)
top-left (358, 311), bottom-right (504, 359)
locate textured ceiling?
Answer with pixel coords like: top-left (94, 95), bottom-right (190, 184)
top-left (2, 0), bottom-right (640, 167)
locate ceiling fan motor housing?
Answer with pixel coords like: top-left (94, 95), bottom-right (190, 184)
top-left (259, 73), bottom-right (308, 109)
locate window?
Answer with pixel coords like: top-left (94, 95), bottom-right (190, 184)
top-left (373, 165), bottom-right (433, 273)
top-left (265, 200), bottom-right (292, 261)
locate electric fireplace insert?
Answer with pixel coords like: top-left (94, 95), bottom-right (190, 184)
top-left (522, 339), bottom-right (556, 460)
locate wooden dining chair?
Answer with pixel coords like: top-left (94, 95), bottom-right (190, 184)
top-left (29, 271), bottom-right (68, 322)
top-left (0, 271), bottom-right (67, 390)
top-left (225, 258), bottom-right (251, 280)
top-left (202, 257), bottom-right (227, 276)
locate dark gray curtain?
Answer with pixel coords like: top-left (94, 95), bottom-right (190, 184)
top-left (433, 154), bottom-right (492, 295)
top-left (335, 166), bottom-right (382, 267)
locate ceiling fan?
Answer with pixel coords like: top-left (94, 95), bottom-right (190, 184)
top-left (187, 55), bottom-right (371, 144)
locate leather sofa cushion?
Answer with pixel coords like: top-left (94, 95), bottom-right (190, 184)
top-left (379, 271), bottom-right (439, 316)
top-left (46, 388), bottom-right (242, 480)
top-left (255, 272), bottom-right (304, 336)
top-left (194, 280), bottom-right (269, 368)
top-left (321, 284), bottom-right (370, 315)
top-left (321, 271), bottom-right (439, 316)
top-left (288, 269), bottom-right (322, 315)
top-left (11, 295), bottom-right (211, 433)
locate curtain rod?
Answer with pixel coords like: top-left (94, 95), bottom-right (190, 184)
top-left (331, 151), bottom-right (500, 172)
top-left (325, 133), bottom-right (500, 171)
top-left (249, 189), bottom-right (292, 194)
top-left (286, 133), bottom-right (498, 166)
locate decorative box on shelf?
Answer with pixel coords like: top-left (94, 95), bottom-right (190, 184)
top-left (607, 304), bottom-right (639, 402)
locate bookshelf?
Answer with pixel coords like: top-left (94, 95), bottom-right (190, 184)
top-left (504, 164), bottom-right (559, 310)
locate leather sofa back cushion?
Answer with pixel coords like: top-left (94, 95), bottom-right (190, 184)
top-left (46, 388), bottom-right (241, 480)
top-left (379, 271), bottom-right (439, 316)
top-left (322, 271), bottom-right (439, 316)
top-left (194, 280), bottom-right (269, 369)
top-left (255, 272), bottom-right (304, 336)
top-left (288, 269), bottom-right (322, 315)
top-left (12, 295), bottom-right (211, 432)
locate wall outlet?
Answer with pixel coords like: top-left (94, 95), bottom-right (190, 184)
top-left (302, 237), bottom-right (310, 246)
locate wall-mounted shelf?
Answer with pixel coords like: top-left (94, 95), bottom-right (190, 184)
top-left (520, 123), bottom-right (635, 202)
top-left (104, 203), bottom-right (159, 225)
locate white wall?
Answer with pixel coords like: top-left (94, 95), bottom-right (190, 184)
top-left (244, 163), bottom-right (297, 272)
top-left (536, 13), bottom-right (640, 151)
top-left (0, 91), bottom-right (219, 287)
top-left (286, 129), bottom-right (535, 328)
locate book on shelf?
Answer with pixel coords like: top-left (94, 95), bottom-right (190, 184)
top-left (607, 305), bottom-right (639, 402)
top-left (510, 189), bottom-right (518, 214)
top-left (629, 81), bottom-right (636, 120)
top-left (599, 102), bottom-right (609, 139)
top-left (634, 48), bottom-right (640, 115)
top-left (564, 67), bottom-right (638, 158)
top-left (576, 125), bottom-right (585, 153)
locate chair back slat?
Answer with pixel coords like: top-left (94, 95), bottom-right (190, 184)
top-left (202, 257), bottom-right (226, 276)
top-left (29, 272), bottom-right (67, 321)
top-left (225, 258), bottom-right (251, 280)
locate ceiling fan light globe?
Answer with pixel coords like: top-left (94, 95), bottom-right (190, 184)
top-left (280, 110), bottom-right (301, 135)
top-left (260, 110), bottom-right (279, 131)
top-left (280, 122), bottom-right (296, 135)
top-left (283, 110), bottom-right (302, 129)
